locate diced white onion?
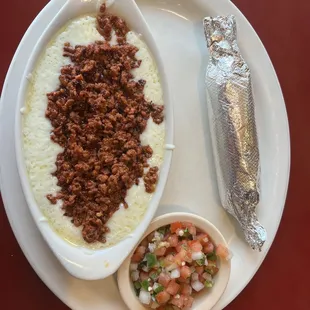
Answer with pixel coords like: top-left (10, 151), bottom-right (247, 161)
top-left (226, 249), bottom-right (233, 261)
top-left (154, 231), bottom-right (163, 241)
top-left (170, 268), bottom-right (180, 279)
top-left (139, 290), bottom-right (151, 305)
top-left (158, 241), bottom-right (170, 249)
top-left (191, 272), bottom-right (199, 281)
top-left (131, 270), bottom-right (139, 282)
top-left (192, 251), bottom-right (204, 260)
top-left (166, 263), bottom-right (178, 272)
top-left (148, 243), bottom-right (156, 253)
top-left (142, 265), bottom-right (149, 272)
top-left (186, 286), bottom-right (193, 295)
top-left (130, 263), bottom-right (138, 271)
top-left (191, 280), bottom-right (204, 292)
top-left (153, 282), bottom-right (160, 290)
top-left (178, 230), bottom-right (184, 236)
top-left (203, 272), bottom-right (212, 281)
top-left (204, 259), bottom-right (209, 266)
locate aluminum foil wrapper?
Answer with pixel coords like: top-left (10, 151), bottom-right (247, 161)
top-left (203, 15), bottom-right (266, 251)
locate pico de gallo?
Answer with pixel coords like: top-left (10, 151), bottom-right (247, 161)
top-left (130, 222), bottom-right (230, 309)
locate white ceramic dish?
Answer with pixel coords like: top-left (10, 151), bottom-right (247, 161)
top-left (14, 0), bottom-right (174, 280)
top-left (0, 0), bottom-right (290, 309)
top-left (117, 213), bottom-right (231, 310)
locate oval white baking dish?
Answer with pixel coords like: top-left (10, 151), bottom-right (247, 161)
top-left (15, 0), bottom-right (174, 280)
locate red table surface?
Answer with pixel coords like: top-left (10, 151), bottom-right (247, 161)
top-left (1, 0), bottom-right (309, 309)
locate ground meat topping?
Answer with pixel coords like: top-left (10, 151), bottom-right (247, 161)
top-left (144, 167), bottom-right (159, 194)
top-left (45, 5), bottom-right (164, 244)
top-left (97, 3), bottom-right (129, 43)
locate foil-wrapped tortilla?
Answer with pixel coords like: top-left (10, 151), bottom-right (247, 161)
top-left (203, 15), bottom-right (266, 251)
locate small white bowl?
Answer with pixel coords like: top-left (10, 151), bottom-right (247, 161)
top-left (117, 212), bottom-right (231, 310)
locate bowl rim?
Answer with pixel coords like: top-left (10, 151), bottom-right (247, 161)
top-left (117, 212), bottom-right (231, 310)
top-left (14, 0), bottom-right (174, 280)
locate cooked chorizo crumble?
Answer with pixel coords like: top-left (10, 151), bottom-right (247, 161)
top-left (45, 4), bottom-right (164, 244)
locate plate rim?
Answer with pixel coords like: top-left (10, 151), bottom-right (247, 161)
top-left (0, 0), bottom-right (290, 309)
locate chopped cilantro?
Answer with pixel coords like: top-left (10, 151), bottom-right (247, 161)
top-left (181, 243), bottom-right (188, 250)
top-left (205, 266), bottom-right (219, 276)
top-left (146, 253), bottom-right (158, 268)
top-left (138, 260), bottom-right (147, 269)
top-left (196, 254), bottom-right (206, 266)
top-left (207, 252), bottom-right (217, 261)
top-left (205, 280), bottom-right (213, 288)
top-left (134, 281), bottom-right (141, 290)
top-left (150, 269), bottom-right (161, 280)
top-left (141, 280), bottom-right (150, 291)
top-left (157, 225), bottom-right (169, 236)
top-left (154, 285), bottom-right (164, 294)
top-left (196, 259), bottom-right (204, 266)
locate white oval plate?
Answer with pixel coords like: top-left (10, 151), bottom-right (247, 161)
top-left (14, 0), bottom-right (173, 281)
top-left (0, 0), bottom-right (290, 309)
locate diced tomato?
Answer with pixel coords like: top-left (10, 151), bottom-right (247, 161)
top-left (181, 222), bottom-right (196, 235)
top-left (205, 265), bottom-right (219, 276)
top-left (165, 247), bottom-right (176, 256)
top-left (156, 291), bottom-right (171, 304)
top-left (136, 246), bottom-right (146, 256)
top-left (204, 242), bottom-right (214, 254)
top-left (170, 295), bottom-right (185, 308)
top-left (166, 280), bottom-right (180, 296)
top-left (184, 254), bottom-right (193, 264)
top-left (181, 283), bottom-right (192, 296)
top-left (195, 266), bottom-right (204, 275)
top-left (189, 240), bottom-right (202, 252)
top-left (171, 222), bottom-right (183, 233)
top-left (177, 276), bottom-right (189, 283)
top-left (168, 234), bottom-right (179, 247)
top-left (198, 275), bottom-right (205, 283)
top-left (147, 232), bottom-right (155, 242)
top-left (188, 225), bottom-right (196, 236)
top-left (182, 221), bottom-right (193, 228)
top-left (183, 295), bottom-right (194, 308)
top-left (140, 238), bottom-right (148, 248)
top-left (163, 254), bottom-right (175, 267)
top-left (196, 233), bottom-right (209, 246)
top-left (154, 246), bottom-right (167, 257)
top-left (180, 266), bottom-right (191, 279)
top-left (158, 272), bottom-right (171, 287)
top-left (176, 240), bottom-right (188, 253)
top-left (175, 248), bottom-right (187, 265)
top-left (175, 228), bottom-right (182, 236)
top-left (176, 247), bottom-right (193, 264)
top-left (216, 244), bottom-right (229, 259)
top-left (131, 252), bottom-right (143, 263)
top-left (139, 271), bottom-right (149, 281)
